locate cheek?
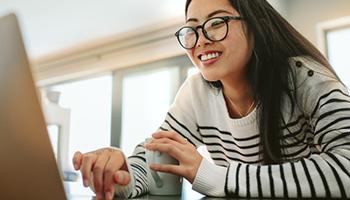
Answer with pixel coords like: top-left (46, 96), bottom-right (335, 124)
top-left (226, 24), bottom-right (248, 46)
top-left (225, 32), bottom-right (251, 57)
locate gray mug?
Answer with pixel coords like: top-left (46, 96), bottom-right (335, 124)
top-left (145, 138), bottom-right (183, 195)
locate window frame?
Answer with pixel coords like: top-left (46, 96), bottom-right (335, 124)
top-left (40, 72), bottom-right (114, 171)
top-left (317, 16), bottom-right (350, 58)
top-left (111, 55), bottom-right (193, 148)
top-left (39, 55), bottom-right (194, 167)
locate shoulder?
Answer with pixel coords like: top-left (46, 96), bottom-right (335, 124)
top-left (175, 73), bottom-right (213, 100)
top-left (172, 73), bottom-right (213, 109)
top-left (183, 72), bottom-right (209, 90)
top-left (287, 56), bottom-right (348, 114)
top-left (288, 56), bottom-right (338, 87)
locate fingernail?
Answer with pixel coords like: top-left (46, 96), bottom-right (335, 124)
top-left (118, 174), bottom-right (124, 184)
top-left (152, 132), bottom-right (158, 136)
top-left (74, 164), bottom-right (78, 170)
top-left (83, 179), bottom-right (89, 187)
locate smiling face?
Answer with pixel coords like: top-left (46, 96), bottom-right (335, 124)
top-left (185, 0), bottom-right (253, 83)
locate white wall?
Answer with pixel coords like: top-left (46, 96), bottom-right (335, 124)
top-left (286, 0), bottom-right (350, 46)
top-left (7, 0), bottom-right (343, 60)
top-left (0, 0), bottom-right (290, 59)
top-left (0, 0), bottom-right (186, 59)
top-left (268, 0), bottom-right (289, 17)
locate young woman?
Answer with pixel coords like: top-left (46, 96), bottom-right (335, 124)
top-left (73, 0), bottom-right (350, 199)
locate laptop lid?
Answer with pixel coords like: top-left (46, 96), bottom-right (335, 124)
top-left (0, 13), bottom-right (67, 200)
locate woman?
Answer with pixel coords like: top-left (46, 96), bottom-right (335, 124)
top-left (73, 0), bottom-right (350, 199)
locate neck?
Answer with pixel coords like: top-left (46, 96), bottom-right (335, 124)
top-left (222, 76), bottom-right (252, 103)
top-left (222, 76), bottom-right (255, 118)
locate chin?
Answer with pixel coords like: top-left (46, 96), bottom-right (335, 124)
top-left (200, 73), bottom-right (221, 82)
top-left (197, 64), bottom-right (224, 82)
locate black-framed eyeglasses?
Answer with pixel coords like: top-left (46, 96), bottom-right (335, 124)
top-left (175, 16), bottom-right (243, 50)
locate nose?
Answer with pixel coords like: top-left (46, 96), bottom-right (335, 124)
top-left (196, 28), bottom-right (212, 48)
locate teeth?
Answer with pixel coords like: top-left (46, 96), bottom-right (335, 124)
top-left (200, 52), bottom-right (220, 61)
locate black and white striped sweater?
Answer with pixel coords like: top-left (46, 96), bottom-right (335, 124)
top-left (117, 57), bottom-right (350, 198)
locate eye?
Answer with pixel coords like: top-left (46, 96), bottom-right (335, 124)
top-left (209, 19), bottom-right (225, 28)
top-left (179, 27), bottom-right (196, 37)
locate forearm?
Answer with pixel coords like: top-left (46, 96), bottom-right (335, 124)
top-left (113, 144), bottom-right (149, 198)
top-left (192, 151), bottom-right (350, 198)
top-left (115, 157), bottom-right (148, 198)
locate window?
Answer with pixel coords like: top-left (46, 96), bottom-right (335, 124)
top-left (40, 55), bottom-right (195, 186)
top-left (121, 68), bottom-right (178, 156)
top-left (326, 27), bottom-right (350, 88)
top-left (43, 74), bottom-right (113, 171)
top-left (117, 66), bottom-right (180, 156)
top-left (318, 16), bottom-right (350, 89)
top-left (111, 56), bottom-right (193, 156)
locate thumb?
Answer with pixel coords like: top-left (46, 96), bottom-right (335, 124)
top-left (113, 170), bottom-right (131, 186)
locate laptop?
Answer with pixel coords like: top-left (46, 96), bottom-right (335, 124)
top-left (0, 13), bottom-right (68, 199)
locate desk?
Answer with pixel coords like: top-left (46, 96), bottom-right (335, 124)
top-left (64, 181), bottom-right (339, 200)
top-left (68, 180), bottom-right (327, 200)
top-left (64, 180), bottom-right (210, 200)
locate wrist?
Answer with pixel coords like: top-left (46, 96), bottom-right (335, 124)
top-left (192, 158), bottom-right (227, 196)
top-left (107, 147), bottom-right (128, 172)
top-left (188, 156), bottom-right (203, 183)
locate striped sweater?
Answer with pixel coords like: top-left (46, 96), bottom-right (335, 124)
top-left (117, 57), bottom-right (350, 198)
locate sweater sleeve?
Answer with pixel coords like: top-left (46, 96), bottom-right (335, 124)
top-left (193, 61), bottom-right (350, 198)
top-left (158, 74), bottom-right (204, 148)
top-left (114, 75), bottom-right (205, 198)
top-left (114, 142), bottom-right (148, 198)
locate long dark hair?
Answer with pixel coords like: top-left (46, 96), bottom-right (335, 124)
top-left (185, 0), bottom-right (339, 164)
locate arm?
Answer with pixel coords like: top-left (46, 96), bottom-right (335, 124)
top-left (116, 75), bottom-right (205, 198)
top-left (193, 65), bottom-right (350, 198)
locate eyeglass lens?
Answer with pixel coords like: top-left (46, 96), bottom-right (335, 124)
top-left (177, 17), bottom-right (228, 49)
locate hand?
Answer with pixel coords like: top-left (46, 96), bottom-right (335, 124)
top-left (72, 148), bottom-right (131, 200)
top-left (145, 131), bottom-right (203, 183)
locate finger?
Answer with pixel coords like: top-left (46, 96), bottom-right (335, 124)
top-left (152, 131), bottom-right (188, 144)
top-left (72, 151), bottom-right (83, 170)
top-left (92, 152), bottom-right (110, 197)
top-left (113, 170), bottom-right (131, 186)
top-left (150, 163), bottom-right (183, 176)
top-left (103, 151), bottom-right (126, 196)
top-left (104, 187), bottom-right (115, 200)
top-left (150, 137), bottom-right (177, 145)
top-left (80, 153), bottom-right (98, 187)
top-left (148, 137), bottom-right (185, 152)
top-left (146, 143), bottom-right (182, 160)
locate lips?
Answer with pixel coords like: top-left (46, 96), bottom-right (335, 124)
top-left (197, 50), bottom-right (223, 67)
top-left (197, 50), bottom-right (223, 62)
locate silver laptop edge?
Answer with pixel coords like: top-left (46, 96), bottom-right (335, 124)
top-left (0, 13), bottom-right (67, 200)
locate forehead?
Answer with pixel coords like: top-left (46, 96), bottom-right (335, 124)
top-left (186, 0), bottom-right (237, 20)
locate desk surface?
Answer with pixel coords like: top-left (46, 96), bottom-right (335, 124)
top-left (64, 181), bottom-right (330, 200)
top-left (65, 180), bottom-right (209, 200)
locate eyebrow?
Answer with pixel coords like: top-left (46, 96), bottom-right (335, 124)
top-left (186, 10), bottom-right (234, 23)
